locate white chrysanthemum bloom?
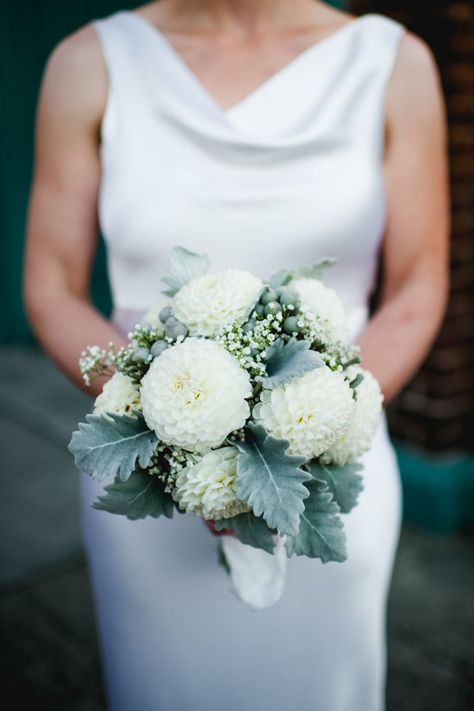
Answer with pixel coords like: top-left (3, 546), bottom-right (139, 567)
top-left (140, 303), bottom-right (167, 333)
top-left (173, 447), bottom-right (250, 520)
top-left (321, 367), bottom-right (384, 465)
top-left (140, 338), bottom-right (252, 452)
top-left (292, 278), bottom-right (349, 344)
top-left (173, 269), bottom-right (263, 337)
top-left (253, 366), bottom-right (354, 459)
top-left (93, 372), bottom-right (141, 418)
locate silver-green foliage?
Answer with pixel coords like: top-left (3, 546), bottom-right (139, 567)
top-left (68, 413), bottom-right (157, 482)
top-left (93, 469), bottom-right (174, 520)
top-left (269, 258), bottom-right (336, 288)
top-left (235, 423), bottom-right (310, 537)
top-left (308, 461), bottom-right (364, 514)
top-left (214, 512), bottom-right (277, 554)
top-left (285, 480), bottom-right (347, 561)
top-left (161, 246), bottom-right (210, 296)
top-left (257, 338), bottom-right (323, 388)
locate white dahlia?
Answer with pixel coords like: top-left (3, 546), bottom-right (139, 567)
top-left (253, 366), bottom-right (354, 459)
top-left (321, 367), bottom-right (383, 465)
top-left (93, 372), bottom-right (141, 418)
top-left (140, 338), bottom-right (252, 452)
top-left (292, 278), bottom-right (349, 344)
top-left (173, 447), bottom-right (250, 520)
top-left (173, 269), bottom-right (263, 337)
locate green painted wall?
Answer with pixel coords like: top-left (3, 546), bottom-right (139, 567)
top-left (0, 1), bottom-right (138, 344)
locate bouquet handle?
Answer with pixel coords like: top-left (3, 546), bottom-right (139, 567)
top-left (220, 535), bottom-right (287, 610)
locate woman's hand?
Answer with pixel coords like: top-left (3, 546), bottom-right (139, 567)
top-left (23, 26), bottom-right (127, 396)
top-left (357, 32), bottom-right (450, 404)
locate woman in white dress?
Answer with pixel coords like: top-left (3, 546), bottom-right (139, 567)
top-left (24, 1), bottom-right (449, 709)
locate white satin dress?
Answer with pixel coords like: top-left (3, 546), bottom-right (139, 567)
top-left (81, 11), bottom-right (407, 711)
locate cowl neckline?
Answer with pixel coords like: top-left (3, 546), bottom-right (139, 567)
top-left (121, 11), bottom-right (376, 146)
top-left (124, 11), bottom-right (374, 116)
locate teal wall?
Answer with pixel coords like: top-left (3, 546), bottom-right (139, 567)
top-left (0, 1), bottom-right (140, 344)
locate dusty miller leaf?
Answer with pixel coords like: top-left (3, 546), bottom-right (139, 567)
top-left (161, 246), bottom-right (210, 296)
top-left (257, 338), bottom-right (323, 388)
top-left (285, 480), bottom-right (347, 561)
top-left (291, 258), bottom-right (337, 281)
top-left (269, 258), bottom-right (336, 288)
top-left (214, 512), bottom-right (277, 554)
top-left (92, 469), bottom-right (174, 520)
top-left (234, 423), bottom-right (310, 537)
top-left (308, 461), bottom-right (364, 514)
top-left (269, 268), bottom-right (294, 288)
top-left (68, 413), bottom-right (157, 482)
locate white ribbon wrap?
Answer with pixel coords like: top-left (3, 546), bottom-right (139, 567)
top-left (220, 535), bottom-right (287, 610)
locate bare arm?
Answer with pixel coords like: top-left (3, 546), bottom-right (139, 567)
top-left (357, 32), bottom-right (450, 403)
top-left (24, 26), bottom-right (127, 397)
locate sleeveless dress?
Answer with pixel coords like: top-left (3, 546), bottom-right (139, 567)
top-left (81, 11), bottom-right (407, 711)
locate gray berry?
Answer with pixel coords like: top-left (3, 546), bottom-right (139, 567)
top-left (279, 290), bottom-right (298, 307)
top-left (151, 340), bottom-right (169, 358)
top-left (242, 319), bottom-right (256, 333)
top-left (159, 306), bottom-right (174, 323)
top-left (254, 304), bottom-right (265, 317)
top-left (132, 347), bottom-right (150, 363)
top-left (264, 301), bottom-right (282, 316)
top-left (260, 289), bottom-right (278, 305)
top-left (164, 317), bottom-right (188, 339)
top-left (283, 316), bottom-right (299, 334)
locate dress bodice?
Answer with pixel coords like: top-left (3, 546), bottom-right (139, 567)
top-left (93, 11), bottom-right (406, 338)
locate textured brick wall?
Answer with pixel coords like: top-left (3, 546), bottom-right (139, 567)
top-left (350, 0), bottom-right (474, 453)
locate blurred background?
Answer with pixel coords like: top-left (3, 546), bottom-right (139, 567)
top-left (0, 0), bottom-right (473, 709)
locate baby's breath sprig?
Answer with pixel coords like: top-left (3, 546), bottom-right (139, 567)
top-left (79, 337), bottom-right (156, 387)
top-left (149, 443), bottom-right (200, 494)
top-left (113, 318), bottom-right (190, 383)
top-left (226, 427), bottom-right (246, 444)
top-left (281, 306), bottom-right (361, 373)
top-left (215, 321), bottom-right (266, 378)
top-left (148, 444), bottom-right (174, 491)
top-left (79, 343), bottom-right (118, 386)
top-left (128, 323), bottom-right (163, 349)
top-left (114, 343), bottom-right (152, 383)
top-left (321, 342), bottom-right (361, 372)
top-left (289, 307), bottom-right (324, 347)
top-left (248, 309), bottom-right (285, 354)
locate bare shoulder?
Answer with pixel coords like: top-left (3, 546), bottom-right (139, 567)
top-left (38, 24), bottom-right (107, 130)
top-left (386, 30), bottom-right (446, 131)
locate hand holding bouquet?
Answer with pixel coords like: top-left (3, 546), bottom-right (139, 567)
top-left (70, 247), bottom-right (383, 569)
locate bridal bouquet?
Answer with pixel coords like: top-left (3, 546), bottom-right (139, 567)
top-left (70, 247), bottom-right (382, 572)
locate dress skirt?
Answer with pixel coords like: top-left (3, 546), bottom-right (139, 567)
top-left (80, 408), bottom-right (401, 711)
